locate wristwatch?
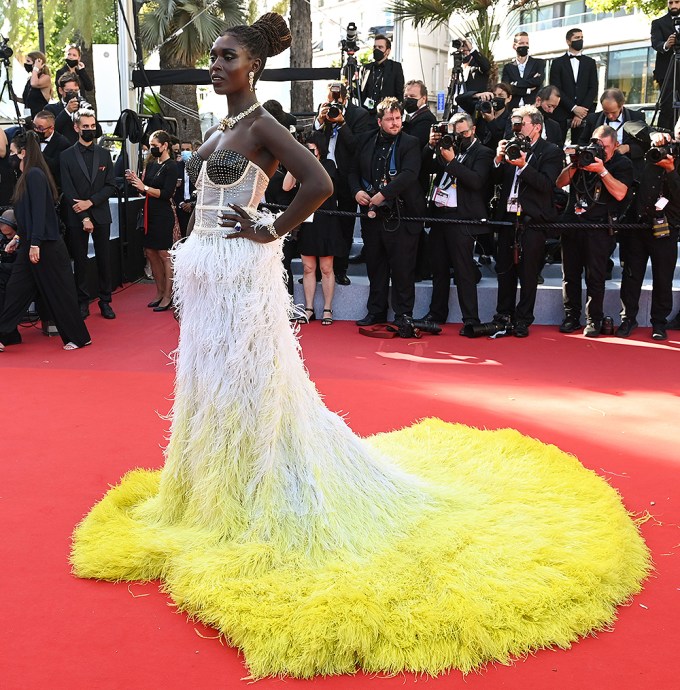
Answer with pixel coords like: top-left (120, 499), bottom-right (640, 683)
top-left (143, 185), bottom-right (149, 193)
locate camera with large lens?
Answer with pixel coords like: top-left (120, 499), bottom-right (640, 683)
top-left (469, 321), bottom-right (515, 338)
top-left (432, 122), bottom-right (455, 149)
top-left (569, 140), bottom-right (605, 168)
top-left (475, 97), bottom-right (506, 115)
top-left (342, 22), bottom-right (359, 54)
top-left (505, 134), bottom-right (532, 161)
top-left (325, 83), bottom-right (343, 119)
top-left (645, 141), bottom-right (680, 163)
top-left (0, 34), bottom-right (13, 61)
top-left (451, 39), bottom-right (463, 51)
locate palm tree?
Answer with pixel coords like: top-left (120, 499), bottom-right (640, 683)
top-left (139, 0), bottom-right (244, 142)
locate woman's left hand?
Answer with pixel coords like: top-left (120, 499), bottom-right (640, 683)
top-left (219, 204), bottom-right (276, 244)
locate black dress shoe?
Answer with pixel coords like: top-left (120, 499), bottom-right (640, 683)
top-left (153, 301), bottom-right (173, 312)
top-left (99, 301), bottom-right (116, 319)
top-left (652, 325), bottom-right (667, 341)
top-left (459, 324), bottom-right (476, 337)
top-left (615, 319), bottom-right (638, 338)
top-left (79, 303), bottom-right (90, 319)
top-left (355, 313), bottom-right (386, 326)
top-left (559, 317), bottom-right (581, 333)
top-left (419, 313), bottom-right (444, 325)
top-left (514, 322), bottom-right (530, 338)
top-left (335, 272), bottom-right (351, 286)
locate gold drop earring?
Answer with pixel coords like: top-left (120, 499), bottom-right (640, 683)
top-left (248, 71), bottom-right (255, 92)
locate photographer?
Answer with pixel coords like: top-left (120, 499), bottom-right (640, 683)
top-left (420, 113), bottom-right (493, 333)
top-left (315, 81), bottom-right (376, 286)
top-left (651, 0), bottom-right (680, 130)
top-left (619, 133), bottom-right (680, 340)
top-left (450, 38), bottom-right (491, 104)
top-left (348, 97), bottom-right (425, 327)
top-left (359, 35), bottom-right (405, 113)
top-left (54, 45), bottom-right (94, 94)
top-left (556, 125), bottom-right (634, 337)
top-left (0, 210), bottom-right (20, 346)
top-left (46, 74), bottom-right (92, 145)
top-left (403, 79), bottom-right (437, 193)
top-left (457, 82), bottom-right (513, 153)
top-left (493, 106), bottom-right (563, 337)
top-left (501, 32), bottom-right (546, 109)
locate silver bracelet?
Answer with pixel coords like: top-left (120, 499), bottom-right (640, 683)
top-left (253, 209), bottom-right (282, 239)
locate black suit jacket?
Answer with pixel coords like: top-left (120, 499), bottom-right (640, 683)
top-left (60, 143), bottom-right (117, 226)
top-left (651, 13), bottom-right (675, 84)
top-left (549, 53), bottom-right (599, 126)
top-left (495, 137), bottom-right (564, 223)
top-left (461, 50), bottom-right (491, 93)
top-left (45, 102), bottom-right (79, 144)
top-left (173, 160), bottom-right (196, 206)
top-left (344, 102), bottom-right (378, 134)
top-left (360, 60), bottom-right (405, 108)
top-left (422, 139), bottom-right (494, 231)
top-left (41, 132), bottom-right (71, 189)
top-left (403, 107), bottom-right (438, 193)
top-left (54, 65), bottom-right (94, 92)
top-left (14, 168), bottom-right (61, 246)
top-left (578, 107), bottom-right (646, 174)
top-left (348, 130), bottom-right (426, 233)
top-left (501, 57), bottom-right (546, 109)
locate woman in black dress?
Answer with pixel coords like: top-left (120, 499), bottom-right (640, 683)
top-left (15, 51), bottom-right (53, 117)
top-left (283, 132), bottom-right (344, 325)
top-left (0, 132), bottom-right (90, 352)
top-left (125, 130), bottom-right (178, 311)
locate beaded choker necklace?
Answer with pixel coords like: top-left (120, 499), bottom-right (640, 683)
top-left (218, 102), bottom-right (261, 131)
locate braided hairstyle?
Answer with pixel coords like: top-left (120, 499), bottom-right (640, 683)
top-left (223, 13), bottom-right (292, 84)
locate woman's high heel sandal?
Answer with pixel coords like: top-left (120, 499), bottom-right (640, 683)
top-left (321, 309), bottom-right (333, 326)
top-left (304, 307), bottom-right (315, 323)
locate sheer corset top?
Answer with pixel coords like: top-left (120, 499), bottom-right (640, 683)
top-left (187, 150), bottom-right (270, 238)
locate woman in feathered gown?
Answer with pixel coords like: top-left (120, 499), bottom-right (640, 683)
top-left (71, 13), bottom-right (651, 679)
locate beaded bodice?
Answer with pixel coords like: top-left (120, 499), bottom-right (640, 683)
top-left (187, 150), bottom-right (270, 238)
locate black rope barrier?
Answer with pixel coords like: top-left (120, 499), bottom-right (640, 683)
top-left (257, 203), bottom-right (650, 232)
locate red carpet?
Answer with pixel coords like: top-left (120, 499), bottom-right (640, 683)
top-left (2, 283), bottom-right (678, 689)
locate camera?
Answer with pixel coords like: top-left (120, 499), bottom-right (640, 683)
top-left (342, 22), bottom-right (359, 54)
top-left (394, 315), bottom-right (442, 338)
top-left (569, 140), bottom-right (605, 168)
top-left (451, 39), bottom-right (463, 51)
top-left (645, 141), bottom-right (680, 163)
top-left (367, 199), bottom-right (395, 219)
top-left (505, 134), bottom-right (532, 161)
top-left (475, 97), bottom-right (505, 115)
top-left (432, 122), bottom-right (455, 149)
top-left (64, 90), bottom-right (82, 103)
top-left (325, 83), bottom-right (343, 119)
top-left (0, 34), bottom-right (13, 61)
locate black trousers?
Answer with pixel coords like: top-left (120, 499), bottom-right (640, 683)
top-left (361, 218), bottom-right (420, 318)
top-left (0, 239), bottom-right (90, 347)
top-left (620, 228), bottom-right (679, 325)
top-left (0, 263), bottom-right (21, 344)
top-left (65, 222), bottom-right (112, 305)
top-left (428, 221), bottom-right (480, 324)
top-left (332, 188), bottom-right (358, 275)
top-left (561, 226), bottom-right (616, 324)
top-left (496, 217), bottom-right (546, 325)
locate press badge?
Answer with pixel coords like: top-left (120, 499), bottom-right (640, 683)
top-left (655, 196), bottom-right (669, 211)
top-left (506, 196), bottom-right (520, 213)
top-left (433, 185), bottom-right (457, 208)
top-left (364, 97), bottom-right (375, 110)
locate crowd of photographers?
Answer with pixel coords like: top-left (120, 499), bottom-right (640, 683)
top-left (275, 19), bottom-right (680, 340)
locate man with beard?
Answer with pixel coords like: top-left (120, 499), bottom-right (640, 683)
top-left (359, 35), bottom-right (405, 114)
top-left (349, 98), bottom-right (425, 326)
top-left (651, 0), bottom-right (680, 130)
top-left (501, 32), bottom-right (545, 109)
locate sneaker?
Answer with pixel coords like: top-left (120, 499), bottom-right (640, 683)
top-left (583, 321), bottom-right (601, 338)
top-left (652, 325), bottom-right (667, 341)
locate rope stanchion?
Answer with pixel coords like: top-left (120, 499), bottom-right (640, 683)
top-left (257, 202), bottom-right (651, 232)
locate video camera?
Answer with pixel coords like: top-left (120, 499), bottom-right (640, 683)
top-left (0, 34), bottom-right (12, 61)
top-left (645, 141), bottom-right (680, 163)
top-left (341, 22), bottom-right (359, 54)
top-left (475, 97), bottom-right (505, 115)
top-left (568, 140), bottom-right (605, 168)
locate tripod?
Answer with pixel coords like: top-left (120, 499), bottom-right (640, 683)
top-left (0, 56), bottom-right (24, 126)
top-left (651, 47), bottom-right (680, 131)
top-left (443, 54), bottom-right (465, 121)
top-left (340, 49), bottom-right (362, 106)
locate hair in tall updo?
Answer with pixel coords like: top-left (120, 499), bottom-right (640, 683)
top-left (223, 13), bottom-right (292, 83)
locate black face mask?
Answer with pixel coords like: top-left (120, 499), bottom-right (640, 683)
top-left (24, 63), bottom-right (33, 73)
top-left (37, 130), bottom-right (49, 142)
top-left (9, 154), bottom-right (21, 172)
top-left (66, 58), bottom-right (79, 68)
top-left (373, 48), bottom-right (385, 62)
top-left (403, 98), bottom-right (419, 114)
top-left (462, 53), bottom-right (473, 64)
top-left (516, 46), bottom-right (529, 57)
top-left (458, 136), bottom-right (473, 151)
top-left (570, 39), bottom-right (584, 52)
top-left (80, 130), bottom-right (96, 143)
top-left (150, 146), bottom-right (162, 158)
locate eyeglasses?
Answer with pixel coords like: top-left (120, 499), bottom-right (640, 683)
top-left (33, 125), bottom-right (53, 133)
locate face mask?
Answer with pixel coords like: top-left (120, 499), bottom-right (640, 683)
top-left (66, 58), bottom-right (79, 68)
top-left (24, 63), bottom-right (33, 73)
top-left (150, 146), bottom-right (162, 158)
top-left (570, 39), bottom-right (584, 52)
top-left (37, 130), bottom-right (49, 142)
top-left (373, 48), bottom-right (385, 62)
top-left (462, 53), bottom-right (473, 64)
top-left (181, 150), bottom-right (192, 162)
top-left (403, 98), bottom-right (419, 114)
top-left (9, 154), bottom-right (21, 172)
top-left (516, 46), bottom-right (529, 57)
top-left (80, 130), bottom-right (96, 143)
top-left (458, 136), bottom-right (473, 151)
